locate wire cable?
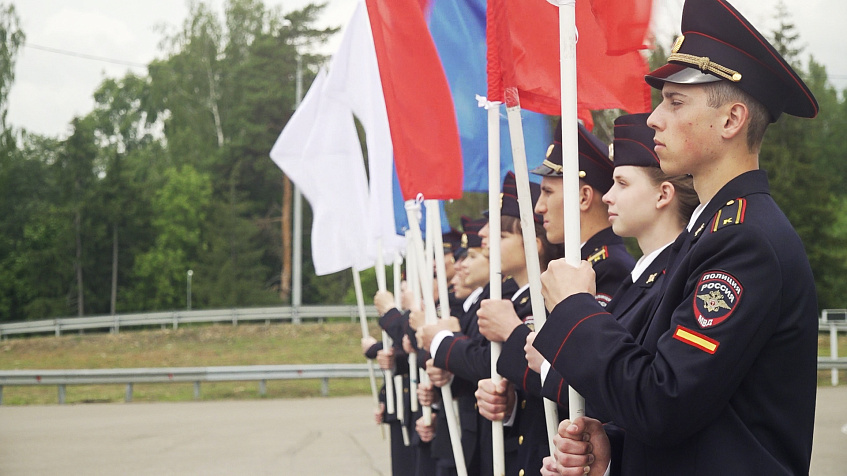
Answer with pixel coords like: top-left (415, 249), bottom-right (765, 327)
top-left (24, 42), bottom-right (148, 69)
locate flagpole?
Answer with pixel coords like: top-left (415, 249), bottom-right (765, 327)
top-left (375, 240), bottom-right (396, 417)
top-left (352, 268), bottom-right (382, 422)
top-left (485, 102), bottom-right (506, 476)
top-left (406, 198), bottom-right (467, 476)
top-left (406, 231), bottom-right (427, 423)
top-left (557, 0), bottom-right (586, 421)
top-left (502, 100), bottom-right (561, 455)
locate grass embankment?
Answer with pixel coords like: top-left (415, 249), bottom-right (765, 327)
top-left (0, 323), bottom-right (844, 405)
top-left (0, 321), bottom-right (383, 405)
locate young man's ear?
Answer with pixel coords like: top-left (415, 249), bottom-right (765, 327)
top-left (578, 184), bottom-right (594, 212)
top-left (722, 102), bottom-right (749, 141)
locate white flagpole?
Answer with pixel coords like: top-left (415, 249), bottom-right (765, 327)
top-left (557, 0), bottom-right (586, 421)
top-left (375, 240), bottom-right (396, 416)
top-left (406, 198), bottom-right (467, 476)
top-left (486, 102), bottom-right (506, 476)
top-left (503, 103), bottom-right (561, 455)
top-left (406, 231), bottom-right (426, 421)
top-left (352, 268), bottom-right (382, 420)
top-left (425, 200), bottom-right (452, 328)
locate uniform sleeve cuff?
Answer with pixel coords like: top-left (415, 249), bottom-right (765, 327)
top-left (430, 330), bottom-right (454, 358)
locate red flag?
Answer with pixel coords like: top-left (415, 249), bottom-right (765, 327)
top-left (487, 0), bottom-right (652, 121)
top-left (366, 0), bottom-right (463, 201)
top-left (590, 0), bottom-right (653, 55)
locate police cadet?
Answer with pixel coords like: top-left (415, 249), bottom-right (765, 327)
top-left (474, 122), bottom-right (636, 475)
top-left (368, 289), bottom-right (416, 476)
top-left (533, 113), bottom-right (698, 409)
top-left (472, 171), bottom-right (563, 476)
top-left (535, 0), bottom-right (820, 474)
top-left (420, 216), bottom-right (506, 476)
top-left (532, 120), bottom-right (635, 306)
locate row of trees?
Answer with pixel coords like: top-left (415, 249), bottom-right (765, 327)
top-left (0, 1), bottom-right (845, 322)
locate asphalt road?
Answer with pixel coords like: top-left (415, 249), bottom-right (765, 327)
top-left (1, 386), bottom-right (845, 475)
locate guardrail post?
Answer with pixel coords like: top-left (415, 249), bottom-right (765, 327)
top-left (55, 320), bottom-right (61, 337)
top-left (293, 306), bottom-right (301, 325)
top-left (126, 383), bottom-right (133, 402)
top-left (0, 385), bottom-right (3, 405)
top-left (173, 312), bottom-right (179, 330)
top-left (58, 384), bottom-right (66, 404)
top-left (831, 323), bottom-right (839, 386)
top-left (194, 382), bottom-right (200, 400)
top-left (321, 378), bottom-right (329, 397)
top-left (259, 380), bottom-right (266, 396)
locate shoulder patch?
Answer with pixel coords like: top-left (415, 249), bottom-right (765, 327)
top-left (587, 246), bottom-right (609, 264)
top-left (710, 198), bottom-right (746, 233)
top-left (693, 270), bottom-right (743, 329)
top-left (523, 315), bottom-right (535, 332)
top-left (595, 293), bottom-right (612, 307)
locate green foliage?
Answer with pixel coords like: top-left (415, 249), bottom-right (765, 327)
top-left (0, 2), bottom-right (24, 140)
top-left (758, 12), bottom-right (847, 309)
top-left (127, 165), bottom-right (212, 310)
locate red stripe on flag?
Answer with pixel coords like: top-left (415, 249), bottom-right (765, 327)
top-left (486, 0), bottom-right (653, 122)
top-left (366, 0), bottom-right (463, 201)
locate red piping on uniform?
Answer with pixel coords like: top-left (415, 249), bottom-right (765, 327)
top-left (551, 312), bottom-right (608, 365)
top-left (443, 335), bottom-right (468, 370)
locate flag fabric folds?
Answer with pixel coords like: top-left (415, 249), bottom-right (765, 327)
top-left (366, 0), bottom-right (464, 201)
top-left (427, 0), bottom-right (551, 191)
top-left (269, 69), bottom-right (374, 275)
top-left (487, 0), bottom-right (653, 119)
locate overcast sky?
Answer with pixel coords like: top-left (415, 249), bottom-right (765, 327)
top-left (7, 0), bottom-right (846, 139)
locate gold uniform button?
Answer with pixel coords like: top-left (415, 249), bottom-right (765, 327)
top-left (519, 435), bottom-right (524, 445)
top-left (474, 402), bottom-right (478, 410)
top-left (726, 200), bottom-right (735, 205)
top-left (521, 400), bottom-right (527, 409)
top-left (519, 470), bottom-right (525, 476)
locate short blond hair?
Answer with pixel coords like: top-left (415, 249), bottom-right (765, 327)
top-left (703, 81), bottom-right (770, 152)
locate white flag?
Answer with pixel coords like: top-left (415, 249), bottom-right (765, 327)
top-left (269, 69), bottom-right (373, 275)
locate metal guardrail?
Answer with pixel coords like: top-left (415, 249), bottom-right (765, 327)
top-left (0, 363), bottom-right (372, 405)
top-left (817, 358), bottom-right (847, 370)
top-left (0, 305), bottom-right (379, 338)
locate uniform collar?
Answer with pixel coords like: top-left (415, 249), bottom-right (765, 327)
top-left (581, 227), bottom-right (624, 258)
top-left (687, 170), bottom-right (769, 242)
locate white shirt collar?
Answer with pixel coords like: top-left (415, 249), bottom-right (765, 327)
top-left (463, 286), bottom-right (484, 312)
top-left (629, 241), bottom-right (673, 282)
top-left (511, 283), bottom-right (530, 302)
top-left (687, 201), bottom-right (709, 232)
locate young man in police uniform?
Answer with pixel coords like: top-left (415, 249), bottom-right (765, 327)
top-left (534, 0), bottom-right (819, 474)
top-left (532, 121), bottom-right (635, 305)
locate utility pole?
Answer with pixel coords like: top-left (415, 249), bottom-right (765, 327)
top-left (292, 53), bottom-right (304, 322)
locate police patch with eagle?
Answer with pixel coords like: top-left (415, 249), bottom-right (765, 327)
top-left (693, 270), bottom-right (743, 329)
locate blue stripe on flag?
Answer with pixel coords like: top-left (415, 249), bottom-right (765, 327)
top-left (427, 0), bottom-right (552, 192)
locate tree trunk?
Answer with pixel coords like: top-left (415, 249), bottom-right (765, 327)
top-left (280, 176), bottom-right (292, 301)
top-left (111, 224), bottom-right (118, 315)
top-left (74, 209), bottom-right (84, 317)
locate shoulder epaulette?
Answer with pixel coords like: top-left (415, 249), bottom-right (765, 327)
top-left (710, 198), bottom-right (747, 233)
top-left (587, 246), bottom-right (609, 264)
